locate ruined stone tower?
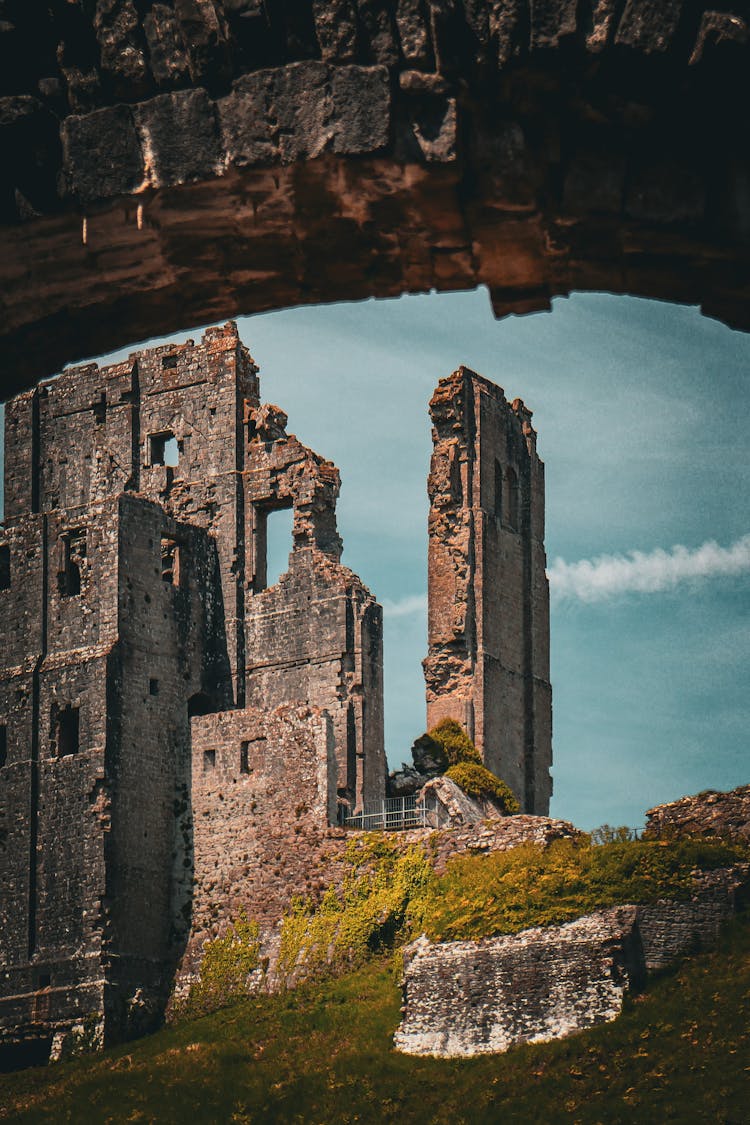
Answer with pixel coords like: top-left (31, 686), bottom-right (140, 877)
top-left (0, 323), bottom-right (384, 1062)
top-left (424, 368), bottom-right (552, 814)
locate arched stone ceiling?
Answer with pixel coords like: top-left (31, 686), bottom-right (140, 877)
top-left (1, 1), bottom-right (748, 395)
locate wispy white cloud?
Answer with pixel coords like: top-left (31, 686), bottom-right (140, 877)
top-left (382, 593), bottom-right (428, 618)
top-left (549, 535), bottom-right (750, 603)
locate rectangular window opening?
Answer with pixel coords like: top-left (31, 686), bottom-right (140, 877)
top-left (58, 530), bottom-right (86, 597)
top-left (0, 724), bottom-right (7, 768)
top-left (0, 544), bottom-right (10, 591)
top-left (54, 705), bottom-right (80, 758)
top-left (161, 354), bottom-right (178, 370)
top-left (203, 748), bottom-right (216, 771)
top-left (149, 678), bottom-right (159, 696)
top-left (150, 432), bottom-right (180, 468)
top-left (240, 741), bottom-right (250, 774)
top-left (161, 538), bottom-right (180, 586)
top-left (253, 503), bottom-right (294, 592)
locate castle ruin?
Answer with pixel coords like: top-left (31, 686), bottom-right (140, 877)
top-left (0, 324), bottom-right (550, 1064)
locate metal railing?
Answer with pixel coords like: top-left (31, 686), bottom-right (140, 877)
top-left (343, 794), bottom-right (434, 831)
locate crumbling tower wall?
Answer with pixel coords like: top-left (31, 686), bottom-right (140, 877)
top-left (242, 404), bottom-right (385, 814)
top-left (0, 322), bottom-right (385, 1061)
top-left (424, 367), bottom-right (552, 814)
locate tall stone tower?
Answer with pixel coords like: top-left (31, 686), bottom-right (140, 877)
top-left (424, 367), bottom-right (552, 814)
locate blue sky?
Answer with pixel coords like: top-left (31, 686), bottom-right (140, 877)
top-left (1, 289), bottom-right (747, 829)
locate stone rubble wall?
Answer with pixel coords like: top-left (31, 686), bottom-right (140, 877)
top-left (395, 866), bottom-right (748, 1058)
top-left (644, 784), bottom-right (750, 845)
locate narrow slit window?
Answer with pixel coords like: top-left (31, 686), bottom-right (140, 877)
top-left (149, 678), bottom-right (159, 696)
top-left (161, 538), bottom-right (180, 586)
top-left (494, 461), bottom-right (503, 520)
top-left (504, 466), bottom-right (519, 532)
top-left (203, 748), bottom-right (216, 771)
top-left (240, 741), bottom-right (250, 774)
top-left (58, 530), bottom-right (86, 597)
top-left (150, 432), bottom-right (179, 468)
top-left (0, 724), bottom-right (7, 768)
top-left (54, 705), bottom-right (80, 757)
top-left (0, 545), bottom-right (10, 591)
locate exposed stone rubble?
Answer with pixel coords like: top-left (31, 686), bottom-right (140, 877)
top-left (396, 867), bottom-right (749, 1058)
top-left (1, 3), bottom-right (749, 390)
top-left (425, 367), bottom-right (552, 813)
top-left (644, 785), bottom-right (750, 844)
top-left (0, 321), bottom-right (384, 1063)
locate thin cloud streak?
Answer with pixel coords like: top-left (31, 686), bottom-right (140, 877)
top-left (549, 535), bottom-right (750, 603)
top-left (382, 593), bottom-right (428, 618)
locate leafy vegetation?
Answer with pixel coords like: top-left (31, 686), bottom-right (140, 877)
top-left (176, 914), bottom-right (261, 1020)
top-left (278, 836), bottom-right (432, 980)
top-left (273, 832), bottom-right (745, 986)
top-left (426, 718), bottom-right (483, 767)
top-left (413, 836), bottom-right (746, 942)
top-left (2, 912), bottom-right (748, 1124)
top-left (445, 761), bottom-right (520, 812)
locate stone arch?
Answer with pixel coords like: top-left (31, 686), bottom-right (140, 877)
top-left (0, 2), bottom-right (748, 395)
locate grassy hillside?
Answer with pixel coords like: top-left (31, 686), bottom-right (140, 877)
top-left (1, 909), bottom-right (749, 1124)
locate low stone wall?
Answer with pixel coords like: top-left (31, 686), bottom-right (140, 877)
top-left (645, 785), bottom-right (750, 844)
top-left (396, 868), bottom-right (748, 1058)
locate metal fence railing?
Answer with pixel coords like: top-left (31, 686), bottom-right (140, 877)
top-left (342, 793), bottom-right (435, 831)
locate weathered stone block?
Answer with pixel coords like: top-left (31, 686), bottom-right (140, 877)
top-left (615, 0), bottom-right (683, 54)
top-left (134, 89), bottom-right (222, 187)
top-left (529, 0), bottom-right (578, 50)
top-left (219, 62), bottom-right (390, 167)
top-left (61, 104), bottom-right (144, 203)
top-left (143, 4), bottom-right (191, 89)
top-left (312, 0), bottom-right (359, 63)
top-left (93, 0), bottom-right (149, 98)
top-left (395, 908), bottom-right (641, 1057)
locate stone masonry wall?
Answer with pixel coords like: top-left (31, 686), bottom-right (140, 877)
top-left (644, 784), bottom-right (750, 844)
top-left (425, 366), bottom-right (551, 813)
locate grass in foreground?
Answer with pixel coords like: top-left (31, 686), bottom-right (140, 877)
top-left (1, 911), bottom-right (749, 1125)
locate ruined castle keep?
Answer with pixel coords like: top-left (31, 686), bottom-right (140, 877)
top-left (0, 322), bottom-right (384, 1059)
top-left (0, 326), bottom-right (550, 1061)
top-left (425, 368), bottom-right (552, 814)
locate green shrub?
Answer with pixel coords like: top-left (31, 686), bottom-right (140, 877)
top-left (278, 837), bottom-right (434, 982)
top-left (427, 717), bottom-right (482, 766)
top-left (178, 913), bottom-right (261, 1019)
top-left (445, 761), bottom-right (520, 813)
top-left (411, 836), bottom-right (748, 943)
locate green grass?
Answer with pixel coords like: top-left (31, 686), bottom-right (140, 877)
top-left (1, 911), bottom-right (749, 1124)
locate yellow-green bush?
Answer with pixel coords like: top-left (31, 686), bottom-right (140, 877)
top-left (278, 836), bottom-right (433, 982)
top-left (445, 761), bottom-right (520, 813)
top-left (427, 717), bottom-right (482, 766)
top-left (410, 836), bottom-right (748, 942)
top-left (179, 913), bottom-right (261, 1019)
